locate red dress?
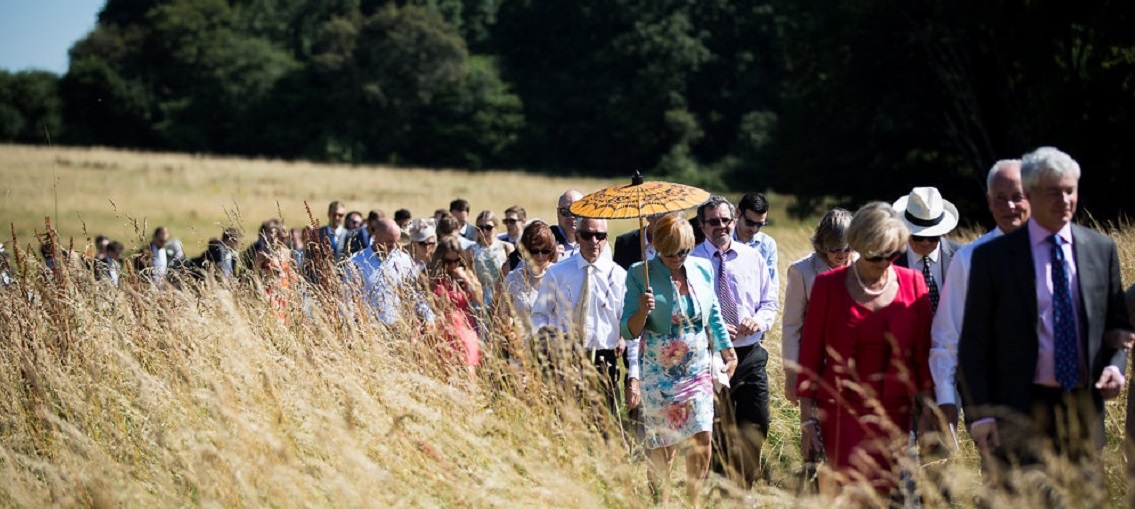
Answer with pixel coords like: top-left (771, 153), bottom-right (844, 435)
top-left (795, 265), bottom-right (933, 491)
top-left (431, 278), bottom-right (482, 367)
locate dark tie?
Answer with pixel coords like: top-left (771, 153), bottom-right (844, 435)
top-left (716, 252), bottom-right (739, 326)
top-left (921, 256), bottom-right (939, 313)
top-left (1051, 235), bottom-right (1079, 390)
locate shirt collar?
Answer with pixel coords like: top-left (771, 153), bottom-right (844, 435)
top-left (1027, 218), bottom-right (1073, 248)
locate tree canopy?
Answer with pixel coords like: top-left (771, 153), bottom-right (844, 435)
top-left (2, 0), bottom-right (1132, 221)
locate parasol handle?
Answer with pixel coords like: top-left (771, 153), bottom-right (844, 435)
top-left (639, 216), bottom-right (650, 292)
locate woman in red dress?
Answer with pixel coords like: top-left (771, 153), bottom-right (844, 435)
top-left (427, 236), bottom-right (484, 382)
top-left (795, 202), bottom-right (934, 495)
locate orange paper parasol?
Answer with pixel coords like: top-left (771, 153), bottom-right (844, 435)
top-left (570, 171), bottom-right (709, 288)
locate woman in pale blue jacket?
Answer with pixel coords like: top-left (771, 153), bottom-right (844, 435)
top-left (623, 213), bottom-right (737, 506)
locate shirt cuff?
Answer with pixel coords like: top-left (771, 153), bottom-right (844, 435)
top-left (934, 383), bottom-right (956, 405)
top-left (1104, 365), bottom-right (1125, 384)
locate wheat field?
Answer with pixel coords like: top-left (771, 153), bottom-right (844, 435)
top-left (0, 144), bottom-right (1131, 507)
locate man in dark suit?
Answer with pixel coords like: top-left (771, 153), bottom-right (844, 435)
top-left (959, 147), bottom-right (1133, 485)
top-left (893, 187), bottom-right (962, 316)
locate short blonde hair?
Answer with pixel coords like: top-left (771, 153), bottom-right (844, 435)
top-left (847, 202), bottom-right (909, 257)
top-left (652, 213), bottom-right (695, 256)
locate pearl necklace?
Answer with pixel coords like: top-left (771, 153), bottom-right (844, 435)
top-left (853, 264), bottom-right (890, 296)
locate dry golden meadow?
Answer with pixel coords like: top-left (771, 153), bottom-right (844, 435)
top-left (1, 144), bottom-right (1132, 507)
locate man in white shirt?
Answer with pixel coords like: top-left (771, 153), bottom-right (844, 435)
top-left (532, 217), bottom-right (630, 413)
top-left (551, 189), bottom-right (583, 259)
top-left (344, 218), bottom-right (434, 326)
top-left (692, 195), bottom-right (778, 487)
top-left (929, 160), bottom-right (1030, 433)
top-left (733, 192), bottom-right (779, 296)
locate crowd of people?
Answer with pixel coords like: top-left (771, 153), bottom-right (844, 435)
top-left (4, 146), bottom-right (1135, 507)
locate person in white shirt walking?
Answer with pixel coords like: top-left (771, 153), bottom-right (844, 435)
top-left (531, 217), bottom-right (629, 414)
top-left (929, 160), bottom-right (1030, 433)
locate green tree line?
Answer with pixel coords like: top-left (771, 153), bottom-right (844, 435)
top-left (2, 0), bottom-right (1133, 221)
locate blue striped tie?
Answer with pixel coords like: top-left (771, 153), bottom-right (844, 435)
top-left (1051, 234), bottom-right (1079, 391)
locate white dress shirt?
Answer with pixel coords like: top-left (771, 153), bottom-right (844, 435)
top-left (930, 228), bottom-right (1002, 404)
top-left (344, 247), bottom-right (434, 325)
top-left (531, 253), bottom-right (627, 350)
top-left (905, 243), bottom-right (945, 285)
top-left (691, 240), bottom-right (779, 348)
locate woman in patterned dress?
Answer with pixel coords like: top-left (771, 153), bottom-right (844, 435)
top-left (622, 213), bottom-right (737, 506)
top-left (467, 210), bottom-right (515, 309)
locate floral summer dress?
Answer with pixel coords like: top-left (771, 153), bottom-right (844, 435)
top-left (471, 241), bottom-right (507, 308)
top-left (640, 288), bottom-right (716, 449)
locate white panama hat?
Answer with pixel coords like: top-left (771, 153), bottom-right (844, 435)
top-left (892, 187), bottom-right (959, 237)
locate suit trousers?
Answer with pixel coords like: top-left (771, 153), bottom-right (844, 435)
top-left (713, 344), bottom-right (770, 487)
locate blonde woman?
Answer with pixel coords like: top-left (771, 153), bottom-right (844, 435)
top-left (782, 208), bottom-right (855, 404)
top-left (796, 202), bottom-right (933, 494)
top-left (623, 213), bottom-right (737, 506)
top-left (468, 210), bottom-right (515, 308)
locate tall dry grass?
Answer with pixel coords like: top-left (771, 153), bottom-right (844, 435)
top-left (1, 144), bottom-right (1131, 507)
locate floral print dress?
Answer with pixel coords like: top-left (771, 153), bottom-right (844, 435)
top-left (640, 289), bottom-right (716, 449)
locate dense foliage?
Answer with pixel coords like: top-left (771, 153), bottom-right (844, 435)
top-left (2, 0), bottom-right (1133, 220)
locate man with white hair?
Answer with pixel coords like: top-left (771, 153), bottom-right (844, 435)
top-left (960, 147), bottom-right (1133, 485)
top-left (928, 160), bottom-right (1031, 434)
top-left (532, 217), bottom-right (629, 413)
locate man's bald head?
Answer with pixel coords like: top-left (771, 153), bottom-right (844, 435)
top-left (372, 218), bottom-right (401, 253)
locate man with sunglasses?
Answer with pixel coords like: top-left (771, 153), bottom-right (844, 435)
top-left (960, 147), bottom-right (1132, 492)
top-left (550, 189), bottom-right (584, 260)
top-left (692, 195), bottom-right (778, 488)
top-left (532, 217), bottom-right (630, 415)
top-left (734, 193), bottom-right (779, 296)
top-left (892, 187), bottom-right (962, 316)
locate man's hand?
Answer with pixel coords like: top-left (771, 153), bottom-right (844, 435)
top-left (615, 338), bottom-right (626, 357)
top-left (737, 316), bottom-right (762, 336)
top-left (970, 420), bottom-right (1000, 454)
top-left (626, 378), bottom-right (641, 410)
top-left (1095, 368), bottom-right (1126, 399)
top-left (724, 324), bottom-right (738, 341)
top-left (1105, 329), bottom-right (1135, 351)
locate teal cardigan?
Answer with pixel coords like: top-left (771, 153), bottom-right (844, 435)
top-left (620, 256), bottom-right (732, 352)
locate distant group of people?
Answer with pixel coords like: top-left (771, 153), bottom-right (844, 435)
top-left (6, 145), bottom-right (1134, 507)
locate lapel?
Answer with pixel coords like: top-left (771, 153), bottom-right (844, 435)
top-left (895, 248), bottom-right (910, 269)
top-left (1006, 226), bottom-right (1039, 328)
top-left (1070, 223), bottom-right (1095, 340)
top-left (940, 241), bottom-right (954, 275)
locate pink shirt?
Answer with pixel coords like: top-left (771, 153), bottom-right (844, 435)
top-left (1027, 219), bottom-right (1083, 387)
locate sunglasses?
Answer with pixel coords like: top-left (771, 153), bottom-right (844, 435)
top-left (662, 248), bottom-right (691, 259)
top-left (577, 231), bottom-right (608, 242)
top-left (863, 251), bottom-right (903, 263)
top-left (502, 218), bottom-right (520, 225)
top-left (826, 246), bottom-right (851, 254)
top-left (478, 224), bottom-right (495, 231)
top-left (557, 207), bottom-right (573, 217)
top-left (528, 248), bottom-right (554, 256)
top-left (443, 258), bottom-right (461, 266)
top-left (911, 235), bottom-right (941, 243)
top-left (704, 217), bottom-right (734, 228)
top-left (742, 217), bottom-right (768, 228)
